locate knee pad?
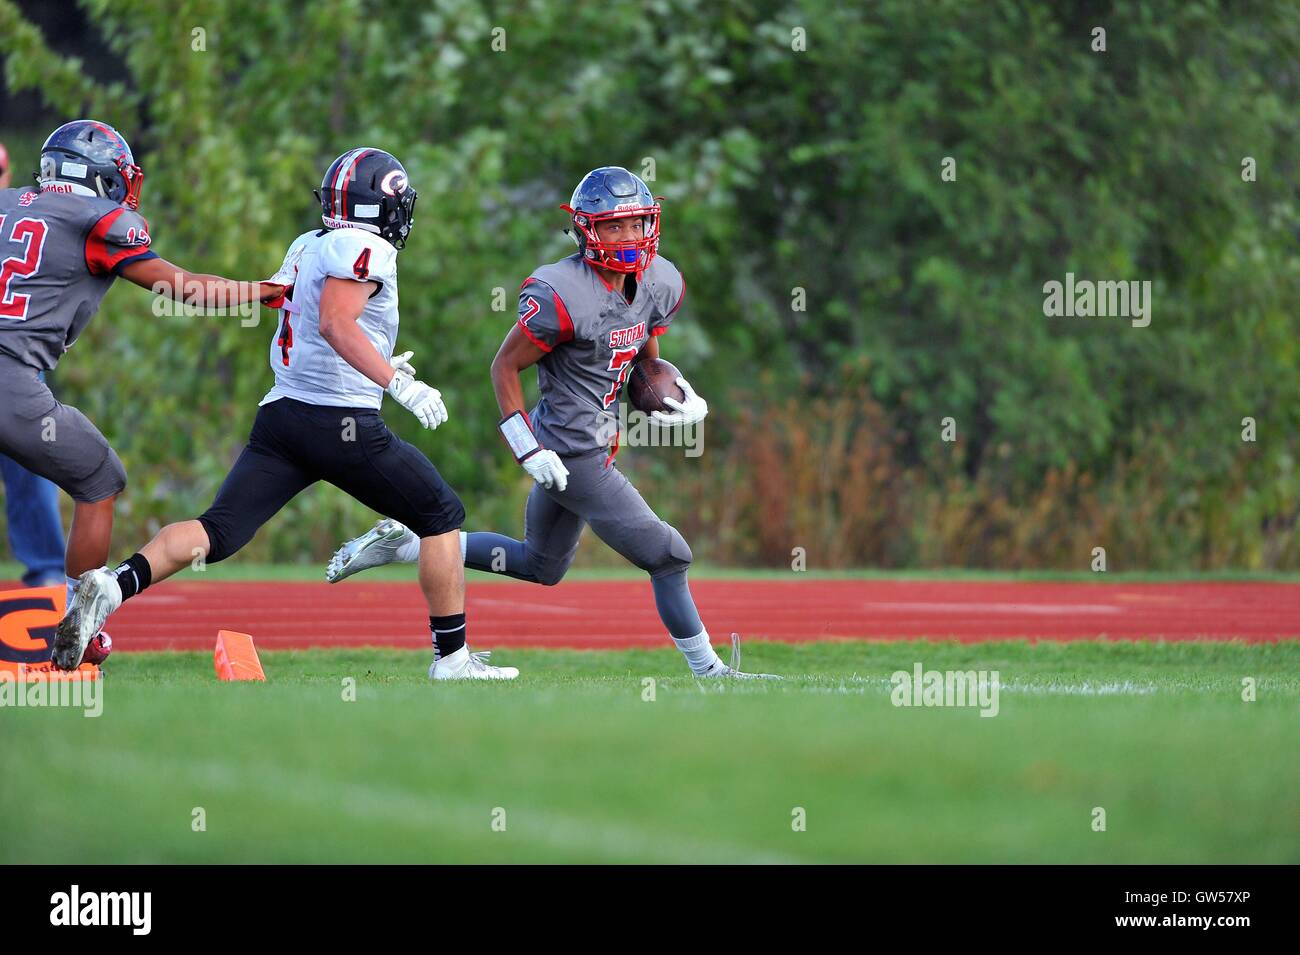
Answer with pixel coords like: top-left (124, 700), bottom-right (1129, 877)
top-left (530, 538), bottom-right (580, 586)
top-left (531, 541), bottom-right (578, 586)
top-left (407, 489), bottom-right (466, 538)
top-left (75, 447), bottom-right (127, 503)
top-left (103, 449), bottom-right (128, 497)
top-left (196, 513), bottom-right (237, 564)
top-left (533, 561), bottom-right (568, 586)
top-left (649, 523), bottom-right (693, 579)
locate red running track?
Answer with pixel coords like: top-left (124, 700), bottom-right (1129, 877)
top-left (57, 579), bottom-right (1300, 650)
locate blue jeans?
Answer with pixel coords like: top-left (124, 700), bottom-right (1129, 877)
top-left (0, 372), bottom-right (66, 585)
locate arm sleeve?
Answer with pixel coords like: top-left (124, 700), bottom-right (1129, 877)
top-left (84, 208), bottom-right (157, 277)
top-left (319, 230), bottom-right (397, 291)
top-left (516, 278), bottom-right (575, 353)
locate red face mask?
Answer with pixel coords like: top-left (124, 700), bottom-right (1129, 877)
top-left (563, 204), bottom-right (661, 274)
top-left (115, 156), bottom-right (144, 210)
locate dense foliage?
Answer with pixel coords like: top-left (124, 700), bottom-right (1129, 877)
top-left (1, 0), bottom-right (1296, 569)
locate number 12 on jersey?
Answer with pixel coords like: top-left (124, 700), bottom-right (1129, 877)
top-left (0, 215), bottom-right (49, 321)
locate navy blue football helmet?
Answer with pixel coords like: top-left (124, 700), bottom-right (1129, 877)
top-left (315, 148), bottom-right (418, 250)
top-left (562, 166), bottom-right (661, 274)
top-left (37, 120), bottom-right (144, 209)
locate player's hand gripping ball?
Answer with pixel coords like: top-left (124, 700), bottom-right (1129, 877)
top-left (627, 358), bottom-right (686, 414)
top-left (82, 631), bottom-right (113, 666)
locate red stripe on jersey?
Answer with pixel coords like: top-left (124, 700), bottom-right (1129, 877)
top-left (669, 273), bottom-right (686, 315)
top-left (604, 429), bottom-right (620, 469)
top-left (650, 325), bottom-right (668, 337)
top-left (516, 318), bottom-right (553, 353)
top-left (84, 208), bottom-right (151, 276)
top-left (551, 289), bottom-right (575, 342)
top-left (520, 278), bottom-right (575, 344)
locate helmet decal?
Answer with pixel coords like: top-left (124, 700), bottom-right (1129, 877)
top-left (38, 119), bottom-right (144, 209)
top-left (380, 169), bottom-right (408, 196)
top-left (318, 148), bottom-right (418, 250)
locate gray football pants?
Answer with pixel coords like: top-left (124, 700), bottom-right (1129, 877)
top-left (463, 449), bottom-right (703, 639)
top-left (0, 353), bottom-right (126, 503)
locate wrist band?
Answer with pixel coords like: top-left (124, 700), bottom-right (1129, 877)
top-left (499, 411), bottom-right (541, 462)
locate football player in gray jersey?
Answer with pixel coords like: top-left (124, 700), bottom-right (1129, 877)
top-left (328, 166), bottom-right (776, 678)
top-left (0, 120), bottom-right (285, 631)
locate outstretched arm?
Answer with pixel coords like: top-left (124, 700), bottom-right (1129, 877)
top-left (119, 256), bottom-right (284, 307)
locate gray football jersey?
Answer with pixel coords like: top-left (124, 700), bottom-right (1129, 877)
top-left (518, 253), bottom-right (685, 455)
top-left (0, 187), bottom-right (156, 370)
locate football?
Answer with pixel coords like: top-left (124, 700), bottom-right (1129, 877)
top-left (626, 357), bottom-right (686, 414)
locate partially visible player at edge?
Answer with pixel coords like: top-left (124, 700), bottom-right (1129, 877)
top-left (328, 166), bottom-right (776, 678)
top-left (54, 147), bottom-right (514, 679)
top-left (0, 120), bottom-right (284, 617)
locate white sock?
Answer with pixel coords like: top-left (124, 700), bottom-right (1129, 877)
top-left (394, 530), bottom-right (421, 563)
top-left (65, 576), bottom-right (78, 610)
top-left (672, 629), bottom-right (722, 674)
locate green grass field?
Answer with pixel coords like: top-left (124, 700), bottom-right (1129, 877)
top-left (3, 639), bottom-right (1297, 863)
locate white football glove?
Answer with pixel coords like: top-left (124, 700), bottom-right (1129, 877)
top-left (521, 449), bottom-right (569, 492)
top-left (387, 371), bottom-right (447, 430)
top-left (651, 377), bottom-right (709, 426)
top-left (389, 349), bottom-right (417, 377)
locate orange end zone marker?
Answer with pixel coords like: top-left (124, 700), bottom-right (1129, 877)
top-left (214, 630), bottom-right (266, 682)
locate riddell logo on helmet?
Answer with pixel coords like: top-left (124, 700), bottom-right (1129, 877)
top-left (322, 215), bottom-right (372, 232)
top-left (39, 182), bottom-right (76, 194)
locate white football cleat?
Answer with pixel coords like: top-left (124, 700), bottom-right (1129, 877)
top-left (326, 518), bottom-right (416, 583)
top-left (696, 632), bottom-right (781, 680)
top-left (429, 646), bottom-right (520, 681)
top-left (51, 567), bottom-right (122, 670)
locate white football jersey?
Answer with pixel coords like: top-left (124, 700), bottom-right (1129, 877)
top-left (260, 226), bottom-right (400, 409)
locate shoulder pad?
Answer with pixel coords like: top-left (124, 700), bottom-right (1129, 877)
top-left (318, 228), bottom-right (397, 285)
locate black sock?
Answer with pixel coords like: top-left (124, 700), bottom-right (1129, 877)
top-left (112, 553), bottom-right (152, 601)
top-left (430, 613), bottom-right (466, 661)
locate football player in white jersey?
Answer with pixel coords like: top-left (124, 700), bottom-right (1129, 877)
top-left (54, 148), bottom-right (517, 680)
